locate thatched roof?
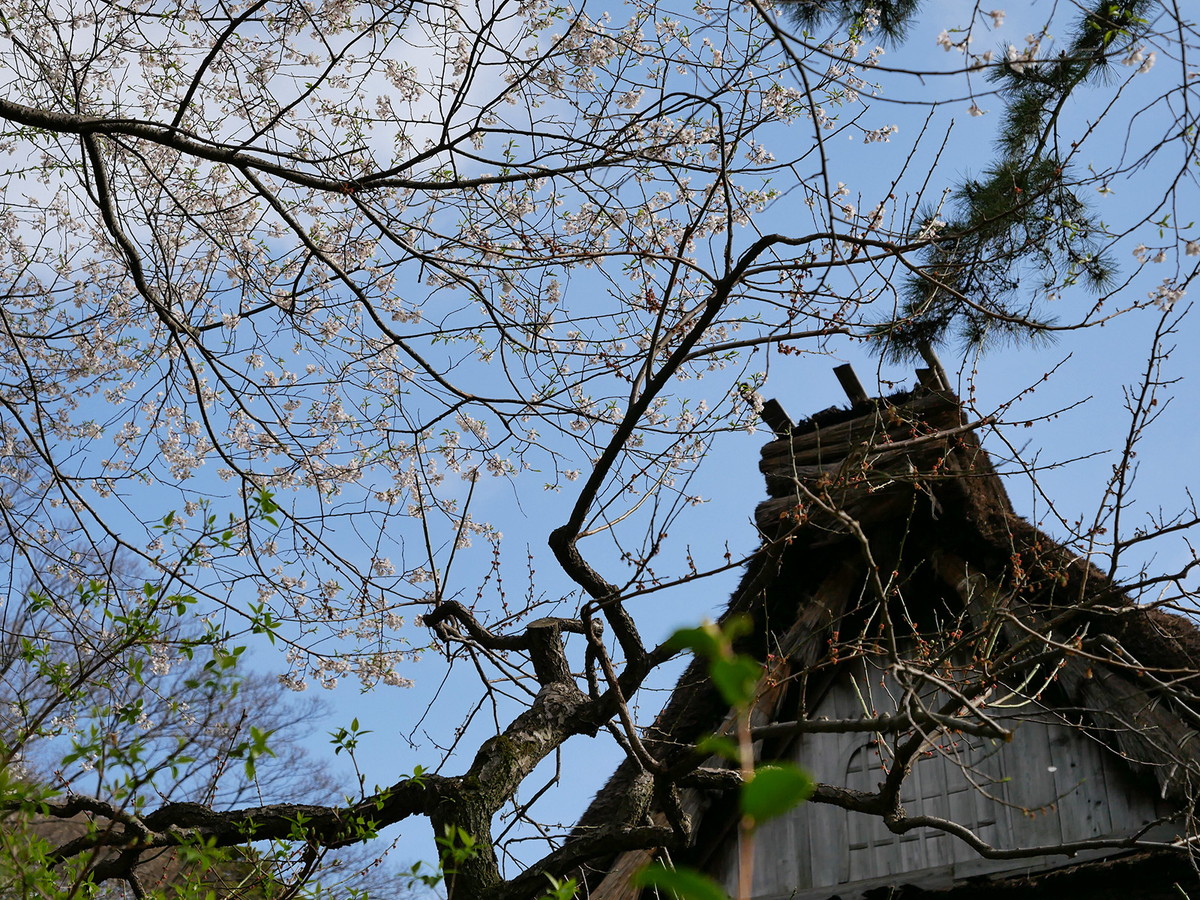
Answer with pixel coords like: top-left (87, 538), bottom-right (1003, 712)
top-left (6, 807), bottom-right (264, 897)
top-left (572, 369), bottom-right (1200, 898)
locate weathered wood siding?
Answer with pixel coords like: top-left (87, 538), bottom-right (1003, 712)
top-left (713, 660), bottom-right (1173, 900)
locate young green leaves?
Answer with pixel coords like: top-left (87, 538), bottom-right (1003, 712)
top-left (637, 618), bottom-right (812, 900)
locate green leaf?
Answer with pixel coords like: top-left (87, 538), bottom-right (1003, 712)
top-left (666, 616), bottom-right (752, 662)
top-left (709, 656), bottom-right (762, 707)
top-left (632, 863), bottom-right (729, 900)
top-left (666, 624), bottom-right (722, 660)
top-left (718, 614), bottom-right (753, 642)
top-left (696, 734), bottom-right (740, 762)
top-left (539, 873), bottom-right (579, 900)
top-left (740, 764), bottom-right (814, 825)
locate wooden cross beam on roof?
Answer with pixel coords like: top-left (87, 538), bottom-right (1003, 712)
top-left (833, 363), bottom-right (870, 405)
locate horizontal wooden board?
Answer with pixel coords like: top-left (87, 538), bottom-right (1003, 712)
top-left (759, 394), bottom-right (962, 470)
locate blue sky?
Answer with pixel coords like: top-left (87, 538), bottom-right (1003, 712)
top-left (309, 0), bottom-right (1200, 865)
top-left (5, 0), bottom-right (1196, 886)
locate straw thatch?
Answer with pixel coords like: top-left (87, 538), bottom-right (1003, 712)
top-left (571, 372), bottom-right (1200, 899)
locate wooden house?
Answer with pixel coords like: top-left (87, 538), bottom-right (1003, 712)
top-left (573, 368), bottom-right (1200, 899)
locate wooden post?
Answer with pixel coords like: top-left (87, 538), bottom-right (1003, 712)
top-left (760, 398), bottom-right (794, 437)
top-left (834, 364), bottom-right (871, 406)
top-left (915, 367), bottom-right (944, 391)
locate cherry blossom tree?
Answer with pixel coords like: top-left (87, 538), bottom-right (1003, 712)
top-left (0, 0), bottom-right (1198, 896)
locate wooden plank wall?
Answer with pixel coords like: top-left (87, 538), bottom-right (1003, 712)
top-left (710, 660), bottom-right (1173, 900)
